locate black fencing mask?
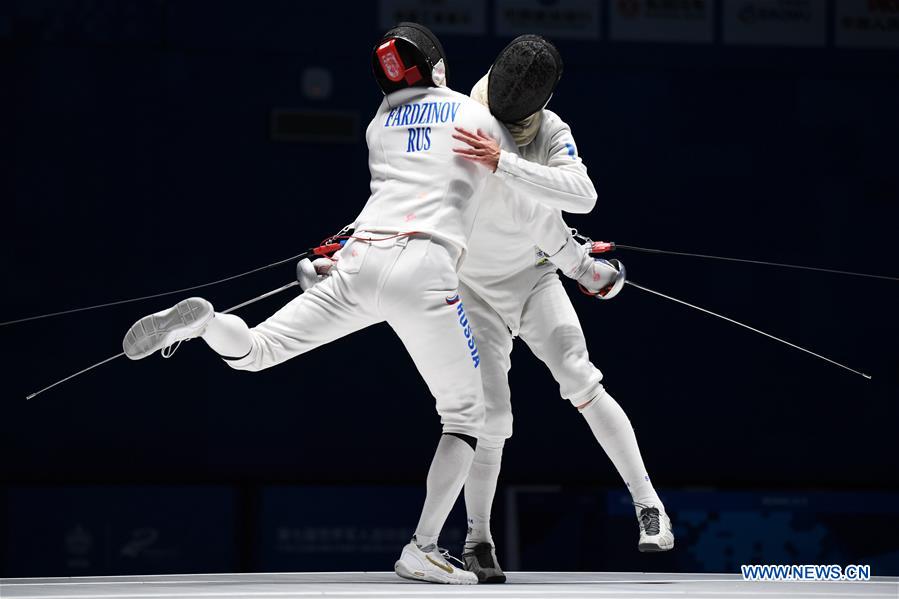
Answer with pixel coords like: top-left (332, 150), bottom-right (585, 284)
top-left (488, 35), bottom-right (563, 123)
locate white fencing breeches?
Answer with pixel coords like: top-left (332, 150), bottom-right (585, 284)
top-left (459, 271), bottom-right (602, 446)
top-left (224, 235), bottom-right (486, 437)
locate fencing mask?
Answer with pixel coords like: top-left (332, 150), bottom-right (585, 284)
top-left (372, 22), bottom-right (448, 95)
top-left (471, 72), bottom-right (541, 147)
top-left (488, 35), bottom-right (563, 123)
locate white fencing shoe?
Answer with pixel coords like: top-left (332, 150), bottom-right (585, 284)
top-left (123, 297), bottom-right (214, 360)
top-left (636, 504), bottom-right (675, 552)
top-left (394, 540), bottom-right (478, 585)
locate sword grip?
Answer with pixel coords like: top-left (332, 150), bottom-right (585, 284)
top-left (590, 241), bottom-right (616, 254)
top-left (313, 243), bottom-right (344, 256)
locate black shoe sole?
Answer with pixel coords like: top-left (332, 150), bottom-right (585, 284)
top-left (639, 542), bottom-right (674, 553)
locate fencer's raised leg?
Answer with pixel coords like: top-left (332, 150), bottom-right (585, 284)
top-left (123, 260), bottom-right (378, 369)
top-left (519, 273), bottom-right (673, 552)
top-left (218, 271), bottom-right (379, 372)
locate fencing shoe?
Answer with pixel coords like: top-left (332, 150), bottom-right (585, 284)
top-left (394, 540), bottom-right (478, 585)
top-left (636, 504), bottom-right (675, 552)
top-left (123, 297), bottom-right (214, 360)
top-left (462, 542), bottom-right (506, 583)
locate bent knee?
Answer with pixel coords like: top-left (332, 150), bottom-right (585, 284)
top-left (439, 399), bottom-right (485, 438)
top-left (482, 405), bottom-right (513, 444)
top-left (571, 383), bottom-right (610, 410)
top-left (221, 342), bottom-right (266, 372)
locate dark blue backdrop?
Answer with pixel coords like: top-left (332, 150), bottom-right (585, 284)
top-left (2, 0), bottom-right (897, 577)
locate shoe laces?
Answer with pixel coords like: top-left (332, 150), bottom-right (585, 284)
top-left (635, 503), bottom-right (661, 536)
top-left (161, 340), bottom-right (183, 358)
top-left (437, 547), bottom-right (466, 569)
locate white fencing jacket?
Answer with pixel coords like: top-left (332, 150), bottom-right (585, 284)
top-left (354, 86), bottom-right (517, 262)
top-left (460, 109), bottom-right (598, 334)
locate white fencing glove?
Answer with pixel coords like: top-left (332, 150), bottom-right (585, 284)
top-left (578, 257), bottom-right (625, 299)
top-left (548, 237), bottom-right (626, 300)
top-left (296, 256), bottom-right (337, 291)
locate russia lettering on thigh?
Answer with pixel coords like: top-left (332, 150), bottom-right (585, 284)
top-left (446, 294), bottom-right (480, 368)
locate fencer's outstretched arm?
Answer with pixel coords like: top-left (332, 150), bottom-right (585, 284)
top-left (454, 120), bottom-right (596, 214)
top-left (496, 122), bottom-right (596, 213)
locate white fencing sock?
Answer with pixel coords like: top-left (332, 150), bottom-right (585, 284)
top-left (579, 386), bottom-right (662, 508)
top-left (464, 443), bottom-right (503, 549)
top-left (413, 434), bottom-right (476, 549)
top-left (201, 313), bottom-right (253, 358)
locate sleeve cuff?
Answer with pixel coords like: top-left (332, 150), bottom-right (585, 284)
top-left (548, 236), bottom-right (587, 279)
top-left (495, 150), bottom-right (516, 176)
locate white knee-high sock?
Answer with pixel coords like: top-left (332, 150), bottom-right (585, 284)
top-left (464, 443), bottom-right (503, 549)
top-left (579, 388), bottom-right (662, 508)
top-left (201, 313), bottom-right (253, 358)
top-left (414, 434), bottom-right (476, 549)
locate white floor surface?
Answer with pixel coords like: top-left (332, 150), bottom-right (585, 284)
top-left (2, 571), bottom-right (897, 599)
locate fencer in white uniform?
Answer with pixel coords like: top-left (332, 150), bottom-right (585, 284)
top-left (451, 36), bottom-right (675, 583)
top-left (121, 23), bottom-right (519, 585)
